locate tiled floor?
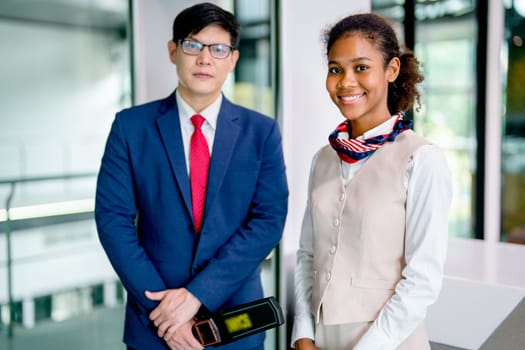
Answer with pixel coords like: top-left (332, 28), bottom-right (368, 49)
top-left (0, 305), bottom-right (467, 350)
top-left (0, 305), bottom-right (279, 350)
top-left (0, 306), bottom-right (126, 350)
top-left (0, 305), bottom-right (464, 350)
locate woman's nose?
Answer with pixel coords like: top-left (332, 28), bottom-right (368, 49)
top-left (338, 72), bottom-right (356, 88)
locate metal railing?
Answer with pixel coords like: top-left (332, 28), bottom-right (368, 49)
top-left (0, 172), bottom-right (97, 338)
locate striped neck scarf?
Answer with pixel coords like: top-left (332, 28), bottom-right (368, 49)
top-left (328, 112), bottom-right (412, 164)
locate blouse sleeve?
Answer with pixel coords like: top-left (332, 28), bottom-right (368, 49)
top-left (290, 151), bottom-right (320, 347)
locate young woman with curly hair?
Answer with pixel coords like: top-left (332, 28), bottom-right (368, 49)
top-left (291, 13), bottom-right (452, 350)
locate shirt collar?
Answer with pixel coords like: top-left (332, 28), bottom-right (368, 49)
top-left (175, 90), bottom-right (222, 130)
top-left (359, 115), bottom-right (398, 140)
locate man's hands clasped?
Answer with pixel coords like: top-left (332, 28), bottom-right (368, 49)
top-left (145, 287), bottom-right (203, 350)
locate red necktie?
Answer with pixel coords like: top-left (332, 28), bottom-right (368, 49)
top-left (190, 114), bottom-right (210, 233)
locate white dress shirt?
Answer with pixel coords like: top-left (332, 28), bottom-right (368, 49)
top-left (176, 90), bottom-right (221, 173)
top-left (292, 115), bottom-right (453, 349)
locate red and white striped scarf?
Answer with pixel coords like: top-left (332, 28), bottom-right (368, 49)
top-left (328, 112), bottom-right (412, 163)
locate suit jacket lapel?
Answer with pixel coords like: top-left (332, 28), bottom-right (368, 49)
top-left (204, 98), bottom-right (240, 224)
top-left (156, 93), bottom-right (193, 216)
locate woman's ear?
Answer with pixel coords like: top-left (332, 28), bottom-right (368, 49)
top-left (386, 57), bottom-right (401, 82)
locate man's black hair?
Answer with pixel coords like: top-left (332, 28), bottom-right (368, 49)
top-left (172, 2), bottom-right (240, 48)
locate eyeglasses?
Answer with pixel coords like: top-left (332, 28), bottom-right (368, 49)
top-left (178, 39), bottom-right (234, 59)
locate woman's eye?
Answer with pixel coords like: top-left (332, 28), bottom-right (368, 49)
top-left (356, 65), bottom-right (368, 72)
top-left (328, 66), bottom-right (342, 74)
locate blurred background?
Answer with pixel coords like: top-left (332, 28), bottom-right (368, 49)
top-left (1, 0), bottom-right (524, 349)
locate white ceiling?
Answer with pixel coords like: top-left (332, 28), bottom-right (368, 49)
top-left (0, 0), bottom-right (128, 31)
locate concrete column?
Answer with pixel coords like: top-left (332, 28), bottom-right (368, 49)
top-left (22, 298), bottom-right (35, 329)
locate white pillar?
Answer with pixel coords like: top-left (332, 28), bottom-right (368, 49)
top-left (22, 298), bottom-right (35, 329)
top-left (484, 0), bottom-right (504, 243)
top-left (103, 280), bottom-right (118, 308)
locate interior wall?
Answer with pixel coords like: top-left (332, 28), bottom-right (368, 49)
top-left (278, 0), bottom-right (369, 256)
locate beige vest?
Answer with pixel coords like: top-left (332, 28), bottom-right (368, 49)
top-left (310, 130), bottom-right (429, 325)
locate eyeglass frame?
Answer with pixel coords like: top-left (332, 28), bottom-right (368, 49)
top-left (177, 39), bottom-right (235, 59)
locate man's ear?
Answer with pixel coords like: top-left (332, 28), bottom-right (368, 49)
top-left (168, 40), bottom-right (177, 64)
top-left (229, 50), bottom-right (240, 72)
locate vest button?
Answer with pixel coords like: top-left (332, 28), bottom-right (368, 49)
top-left (325, 271), bottom-right (331, 281)
top-left (339, 192), bottom-right (345, 201)
top-left (329, 245), bottom-right (336, 254)
top-left (332, 218), bottom-right (339, 227)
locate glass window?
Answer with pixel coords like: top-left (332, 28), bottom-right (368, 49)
top-left (373, 0), bottom-right (478, 239)
top-left (415, 17), bottom-right (477, 239)
top-left (233, 2), bottom-right (280, 348)
top-left (233, 0), bottom-right (275, 118)
top-left (0, 0), bottom-right (131, 337)
top-left (502, 1), bottom-right (525, 244)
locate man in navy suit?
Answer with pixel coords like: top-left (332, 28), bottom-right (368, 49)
top-left (95, 3), bottom-right (288, 349)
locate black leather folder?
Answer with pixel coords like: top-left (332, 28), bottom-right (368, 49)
top-left (192, 296), bottom-right (284, 347)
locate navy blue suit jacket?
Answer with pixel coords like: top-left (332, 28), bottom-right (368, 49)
top-left (95, 92), bottom-right (288, 349)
